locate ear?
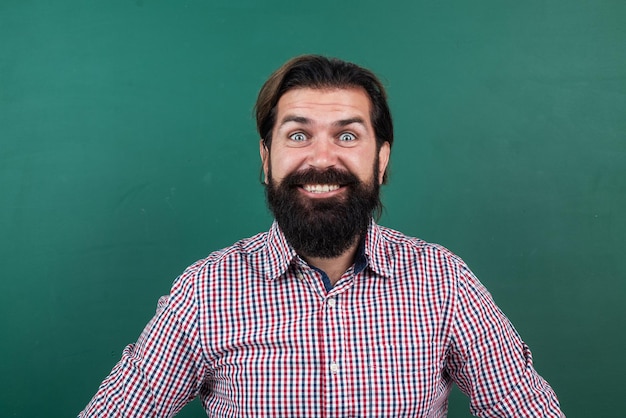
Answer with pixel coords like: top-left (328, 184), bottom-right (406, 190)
top-left (377, 141), bottom-right (391, 184)
top-left (260, 139), bottom-right (269, 184)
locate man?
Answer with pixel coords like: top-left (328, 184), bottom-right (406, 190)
top-left (80, 55), bottom-right (564, 417)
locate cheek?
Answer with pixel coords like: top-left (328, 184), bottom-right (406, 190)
top-left (270, 150), bottom-right (305, 179)
top-left (267, 155), bottom-right (291, 184)
top-left (348, 151), bottom-right (379, 180)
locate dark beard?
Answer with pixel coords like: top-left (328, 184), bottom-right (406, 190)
top-left (265, 166), bottom-right (380, 258)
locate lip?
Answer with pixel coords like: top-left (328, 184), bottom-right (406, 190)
top-left (298, 184), bottom-right (346, 198)
top-left (303, 184), bottom-right (340, 193)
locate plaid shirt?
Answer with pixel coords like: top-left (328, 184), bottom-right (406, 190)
top-left (80, 221), bottom-right (563, 417)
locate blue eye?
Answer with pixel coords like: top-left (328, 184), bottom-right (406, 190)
top-left (289, 132), bottom-right (307, 142)
top-left (339, 132), bottom-right (356, 141)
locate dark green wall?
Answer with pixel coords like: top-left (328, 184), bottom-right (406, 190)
top-left (1, 1), bottom-right (624, 416)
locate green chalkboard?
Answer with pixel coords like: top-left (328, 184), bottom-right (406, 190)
top-left (1, 1), bottom-right (625, 417)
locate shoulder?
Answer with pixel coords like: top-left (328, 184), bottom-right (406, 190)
top-left (158, 230), bottom-right (270, 312)
top-left (375, 224), bottom-right (468, 272)
top-left (374, 224), bottom-right (491, 311)
top-left (179, 230), bottom-right (270, 280)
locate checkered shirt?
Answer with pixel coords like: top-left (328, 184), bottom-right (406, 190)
top-left (79, 220), bottom-right (564, 417)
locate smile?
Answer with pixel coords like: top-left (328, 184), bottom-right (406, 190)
top-left (302, 184), bottom-right (341, 193)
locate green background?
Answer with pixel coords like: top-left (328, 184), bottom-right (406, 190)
top-left (1, 1), bottom-right (625, 416)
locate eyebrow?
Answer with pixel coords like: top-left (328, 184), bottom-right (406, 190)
top-left (332, 117), bottom-right (367, 128)
top-left (278, 115), bottom-right (311, 127)
top-left (278, 115), bottom-right (367, 129)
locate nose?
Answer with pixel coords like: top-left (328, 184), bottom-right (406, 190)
top-left (307, 138), bottom-right (338, 170)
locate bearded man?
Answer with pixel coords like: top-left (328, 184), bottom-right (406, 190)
top-left (80, 55), bottom-right (565, 417)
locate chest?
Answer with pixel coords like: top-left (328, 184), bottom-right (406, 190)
top-left (197, 273), bottom-right (454, 417)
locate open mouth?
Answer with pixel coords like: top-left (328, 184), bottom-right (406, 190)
top-left (302, 184), bottom-right (341, 194)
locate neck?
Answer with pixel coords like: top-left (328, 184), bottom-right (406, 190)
top-left (301, 239), bottom-right (360, 287)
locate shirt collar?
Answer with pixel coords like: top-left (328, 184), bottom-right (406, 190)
top-left (362, 220), bottom-right (394, 279)
top-left (262, 219), bottom-right (393, 281)
top-left (262, 221), bottom-right (299, 281)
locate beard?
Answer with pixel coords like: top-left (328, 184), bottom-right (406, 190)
top-left (265, 163), bottom-right (381, 259)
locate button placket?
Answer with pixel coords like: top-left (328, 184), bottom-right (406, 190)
top-left (329, 361), bottom-right (339, 375)
top-left (324, 293), bottom-right (341, 381)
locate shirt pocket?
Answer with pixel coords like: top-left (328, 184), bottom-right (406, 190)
top-left (367, 343), bottom-right (441, 376)
top-left (363, 342), bottom-right (444, 415)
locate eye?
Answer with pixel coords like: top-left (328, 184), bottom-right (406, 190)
top-left (338, 132), bottom-right (357, 142)
top-left (289, 132), bottom-right (307, 142)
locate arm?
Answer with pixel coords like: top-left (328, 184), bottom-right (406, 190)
top-left (446, 266), bottom-right (564, 417)
top-left (79, 271), bottom-right (206, 417)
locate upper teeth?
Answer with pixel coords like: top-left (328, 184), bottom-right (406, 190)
top-left (303, 184), bottom-right (340, 193)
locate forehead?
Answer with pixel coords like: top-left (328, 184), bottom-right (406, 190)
top-left (274, 87), bottom-right (372, 125)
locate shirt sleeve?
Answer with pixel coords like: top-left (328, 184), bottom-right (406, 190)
top-left (78, 271), bottom-right (206, 418)
top-left (446, 264), bottom-right (565, 417)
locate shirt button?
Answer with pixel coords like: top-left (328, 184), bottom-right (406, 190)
top-left (327, 298), bottom-right (336, 308)
top-left (330, 362), bottom-right (339, 374)
top-left (296, 272), bottom-right (304, 281)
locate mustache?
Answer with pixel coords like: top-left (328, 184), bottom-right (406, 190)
top-left (280, 168), bottom-right (360, 187)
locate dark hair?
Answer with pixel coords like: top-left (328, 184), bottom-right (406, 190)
top-left (255, 55), bottom-right (393, 183)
